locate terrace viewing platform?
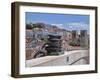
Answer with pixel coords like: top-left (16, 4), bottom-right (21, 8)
top-left (26, 50), bottom-right (89, 67)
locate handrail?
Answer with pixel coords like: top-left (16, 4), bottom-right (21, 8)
top-left (69, 56), bottom-right (89, 65)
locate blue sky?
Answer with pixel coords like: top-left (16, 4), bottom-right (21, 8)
top-left (26, 12), bottom-right (90, 32)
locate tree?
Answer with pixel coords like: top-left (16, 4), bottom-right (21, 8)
top-left (32, 23), bottom-right (45, 29)
top-left (26, 24), bottom-right (32, 29)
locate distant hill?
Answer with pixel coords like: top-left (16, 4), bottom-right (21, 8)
top-left (26, 22), bottom-right (71, 32)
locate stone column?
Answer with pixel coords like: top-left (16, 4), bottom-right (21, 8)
top-left (80, 30), bottom-right (88, 47)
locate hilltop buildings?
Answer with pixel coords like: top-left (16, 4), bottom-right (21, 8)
top-left (26, 23), bottom-right (89, 59)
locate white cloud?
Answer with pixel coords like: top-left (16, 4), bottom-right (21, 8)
top-left (51, 24), bottom-right (63, 26)
top-left (66, 22), bottom-right (89, 29)
top-left (51, 24), bottom-right (64, 29)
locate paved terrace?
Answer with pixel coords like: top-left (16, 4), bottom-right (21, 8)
top-left (26, 50), bottom-right (89, 67)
